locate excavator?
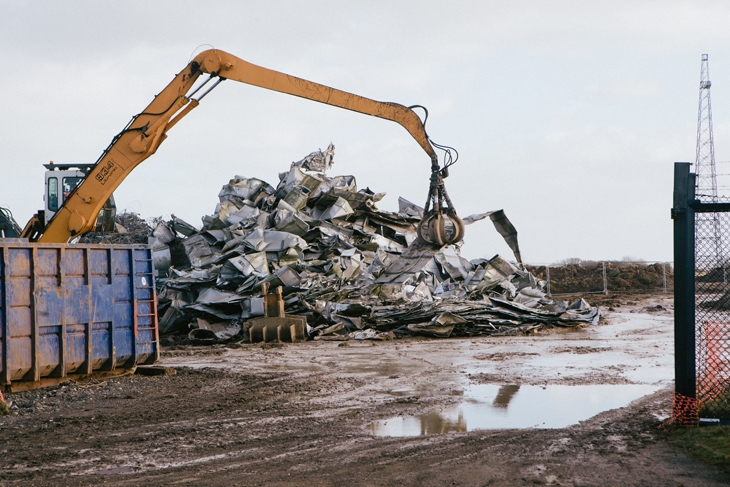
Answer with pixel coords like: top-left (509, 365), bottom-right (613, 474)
top-left (19, 49), bottom-right (464, 246)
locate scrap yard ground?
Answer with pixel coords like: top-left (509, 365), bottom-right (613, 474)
top-left (2, 294), bottom-right (728, 486)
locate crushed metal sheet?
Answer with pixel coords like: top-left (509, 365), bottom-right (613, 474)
top-left (407, 312), bottom-right (466, 338)
top-left (189, 319), bottom-right (242, 342)
top-left (293, 142), bottom-right (335, 172)
top-left (463, 210), bottom-right (522, 264)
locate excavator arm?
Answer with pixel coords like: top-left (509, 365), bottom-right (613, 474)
top-left (29, 49), bottom-right (463, 244)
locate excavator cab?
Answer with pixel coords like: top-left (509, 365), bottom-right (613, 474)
top-left (41, 163), bottom-right (116, 234)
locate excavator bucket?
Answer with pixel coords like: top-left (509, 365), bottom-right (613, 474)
top-left (248, 316), bottom-right (308, 343)
top-left (247, 284), bottom-right (308, 343)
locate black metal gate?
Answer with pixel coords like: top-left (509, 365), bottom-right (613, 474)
top-left (673, 162), bottom-right (730, 424)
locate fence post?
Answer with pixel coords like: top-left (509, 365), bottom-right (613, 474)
top-left (602, 262), bottom-right (608, 294)
top-left (662, 262), bottom-right (667, 294)
top-left (546, 266), bottom-right (551, 297)
top-left (672, 162), bottom-right (696, 401)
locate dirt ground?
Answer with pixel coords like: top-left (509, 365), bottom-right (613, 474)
top-left (1, 294), bottom-right (729, 486)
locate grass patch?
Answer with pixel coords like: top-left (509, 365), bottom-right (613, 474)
top-left (670, 425), bottom-right (730, 474)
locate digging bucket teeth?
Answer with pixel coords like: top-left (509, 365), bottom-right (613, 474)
top-left (247, 283), bottom-right (308, 343)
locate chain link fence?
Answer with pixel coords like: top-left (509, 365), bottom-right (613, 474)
top-left (526, 261), bottom-right (673, 296)
top-left (694, 208), bottom-right (730, 421)
top-left (673, 162), bottom-right (730, 425)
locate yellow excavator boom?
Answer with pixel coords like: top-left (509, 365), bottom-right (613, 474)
top-left (28, 49), bottom-right (462, 244)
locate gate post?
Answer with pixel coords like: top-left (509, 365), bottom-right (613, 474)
top-left (672, 162), bottom-right (696, 402)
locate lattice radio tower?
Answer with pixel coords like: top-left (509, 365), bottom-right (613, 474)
top-left (694, 54), bottom-right (725, 281)
top-left (696, 54), bottom-right (718, 202)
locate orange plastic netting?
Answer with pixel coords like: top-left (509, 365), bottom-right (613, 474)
top-left (670, 392), bottom-right (699, 426)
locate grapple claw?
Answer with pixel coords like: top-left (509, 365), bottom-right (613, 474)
top-left (418, 210), bottom-right (465, 246)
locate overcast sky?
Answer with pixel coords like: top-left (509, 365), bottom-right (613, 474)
top-left (2, 1), bottom-right (729, 263)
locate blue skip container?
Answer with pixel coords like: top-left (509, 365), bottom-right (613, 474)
top-left (0, 241), bottom-right (159, 390)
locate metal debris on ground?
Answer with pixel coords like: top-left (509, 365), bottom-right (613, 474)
top-left (134, 144), bottom-right (599, 342)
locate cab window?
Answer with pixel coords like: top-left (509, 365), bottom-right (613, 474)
top-left (62, 176), bottom-right (83, 201)
top-left (48, 177), bottom-right (59, 212)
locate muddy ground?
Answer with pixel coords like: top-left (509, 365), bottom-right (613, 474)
top-left (1, 294), bottom-right (728, 486)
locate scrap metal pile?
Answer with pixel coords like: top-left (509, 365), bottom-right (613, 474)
top-left (80, 212), bottom-right (153, 244)
top-left (151, 145), bottom-right (599, 342)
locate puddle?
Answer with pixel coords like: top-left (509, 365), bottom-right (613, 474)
top-left (333, 352), bottom-right (427, 377)
top-left (387, 388), bottom-right (463, 397)
top-left (341, 361), bottom-right (410, 376)
top-left (460, 313), bottom-right (674, 386)
top-left (369, 383), bottom-right (660, 436)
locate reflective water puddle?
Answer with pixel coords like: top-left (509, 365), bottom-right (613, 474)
top-left (369, 383), bottom-right (660, 436)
